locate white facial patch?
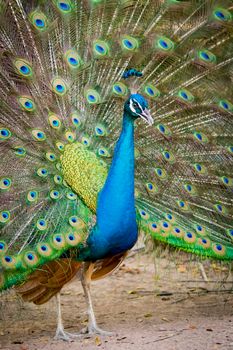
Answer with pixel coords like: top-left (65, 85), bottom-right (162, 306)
top-left (129, 98), bottom-right (153, 125)
top-left (129, 99), bottom-right (143, 116)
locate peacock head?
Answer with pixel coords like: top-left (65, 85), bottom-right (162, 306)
top-left (124, 94), bottom-right (153, 126)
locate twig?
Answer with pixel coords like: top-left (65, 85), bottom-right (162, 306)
top-left (130, 289), bottom-right (233, 296)
top-left (198, 262), bottom-right (209, 282)
top-left (145, 330), bottom-right (184, 344)
top-left (180, 280), bottom-right (233, 284)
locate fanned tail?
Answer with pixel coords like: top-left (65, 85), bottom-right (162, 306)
top-left (0, 0), bottom-right (233, 295)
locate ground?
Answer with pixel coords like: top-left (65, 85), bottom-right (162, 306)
top-left (1, 251), bottom-right (233, 350)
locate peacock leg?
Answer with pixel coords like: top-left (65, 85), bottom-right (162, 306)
top-left (54, 292), bottom-right (70, 341)
top-left (81, 263), bottom-right (114, 336)
top-left (54, 292), bottom-right (82, 341)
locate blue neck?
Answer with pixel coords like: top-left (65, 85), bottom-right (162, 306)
top-left (99, 111), bottom-right (135, 205)
top-left (83, 111), bottom-right (138, 260)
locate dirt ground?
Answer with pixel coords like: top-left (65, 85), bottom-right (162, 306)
top-left (1, 252), bottom-right (233, 350)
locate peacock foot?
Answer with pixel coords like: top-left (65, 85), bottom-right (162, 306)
top-left (54, 327), bottom-right (83, 341)
top-left (81, 325), bottom-right (115, 336)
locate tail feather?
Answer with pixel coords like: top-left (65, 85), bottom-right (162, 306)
top-left (0, 0), bottom-right (233, 295)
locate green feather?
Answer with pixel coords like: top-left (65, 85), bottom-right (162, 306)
top-left (0, 0), bottom-right (233, 294)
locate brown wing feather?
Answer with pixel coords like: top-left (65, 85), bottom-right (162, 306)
top-left (91, 252), bottom-right (127, 281)
top-left (16, 252), bottom-right (127, 305)
top-left (15, 259), bottom-right (81, 305)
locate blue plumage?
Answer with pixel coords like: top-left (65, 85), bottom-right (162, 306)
top-left (81, 94), bottom-right (151, 260)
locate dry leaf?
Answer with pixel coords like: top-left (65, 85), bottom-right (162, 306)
top-left (95, 336), bottom-right (102, 346)
top-left (189, 325), bottom-right (197, 330)
top-left (177, 265), bottom-right (187, 273)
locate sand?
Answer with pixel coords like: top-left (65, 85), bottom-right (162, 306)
top-left (1, 253), bottom-right (233, 350)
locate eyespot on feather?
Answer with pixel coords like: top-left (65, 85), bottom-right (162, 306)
top-left (97, 147), bottom-right (111, 157)
top-left (145, 182), bottom-right (158, 193)
top-left (165, 213), bottom-right (175, 223)
top-left (213, 8), bottom-right (232, 22)
top-left (37, 168), bottom-right (48, 178)
top-left (143, 84), bottom-right (160, 99)
top-left (56, 142), bottom-right (65, 152)
top-left (27, 190), bottom-right (38, 203)
top-left (23, 251), bottom-right (39, 267)
top-left (184, 231), bottom-right (196, 243)
top-left (48, 114), bottom-right (62, 129)
top-left (0, 128), bottom-right (11, 140)
top-left (197, 50), bottom-right (216, 64)
top-left (81, 136), bottom-right (90, 147)
top-left (218, 99), bottom-right (233, 112)
top-left (85, 89), bottom-right (101, 104)
top-left (66, 192), bottom-right (77, 200)
top-left (198, 237), bottom-right (211, 249)
top-left (172, 227), bottom-right (184, 238)
top-left (46, 152), bottom-right (57, 162)
top-left (32, 129), bottom-right (46, 141)
top-left (155, 36), bottom-right (175, 52)
top-left (54, 0), bottom-right (74, 14)
top-left (0, 241), bottom-right (8, 255)
top-left (193, 131), bottom-right (208, 143)
top-left (1, 255), bottom-right (19, 269)
top-left (51, 233), bottom-right (67, 250)
top-left (18, 97), bottom-right (36, 112)
top-left (176, 200), bottom-right (190, 212)
top-left (54, 174), bottom-right (63, 185)
top-left (65, 131), bottom-right (76, 143)
top-left (36, 243), bottom-right (53, 257)
top-left (0, 178), bottom-right (12, 191)
top-left (65, 231), bottom-right (82, 246)
top-left (14, 59), bottom-right (33, 77)
top-left (112, 82), bottom-right (128, 97)
top-left (212, 243), bottom-right (226, 256)
top-left (93, 40), bottom-right (110, 57)
top-left (71, 112), bottom-right (82, 128)
top-left (51, 78), bottom-right (68, 96)
top-left (177, 89), bottom-right (194, 103)
top-left (14, 146), bottom-right (26, 157)
top-left (193, 163), bottom-right (207, 175)
top-left (0, 211), bottom-right (10, 224)
top-left (50, 190), bottom-right (61, 200)
top-left (121, 36), bottom-right (139, 52)
top-left (162, 150), bottom-right (175, 163)
top-left (139, 209), bottom-right (150, 220)
top-left (65, 49), bottom-right (82, 68)
top-left (36, 219), bottom-right (47, 231)
top-left (29, 10), bottom-right (48, 31)
top-left (156, 124), bottom-right (172, 136)
top-left (195, 224), bottom-right (206, 235)
top-left (148, 222), bottom-right (160, 234)
top-left (154, 167), bottom-right (167, 180)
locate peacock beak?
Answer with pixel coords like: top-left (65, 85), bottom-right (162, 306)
top-left (140, 108), bottom-right (154, 126)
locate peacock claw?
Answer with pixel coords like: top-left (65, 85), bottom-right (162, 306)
top-left (54, 328), bottom-right (82, 341)
top-left (82, 325), bottom-right (114, 336)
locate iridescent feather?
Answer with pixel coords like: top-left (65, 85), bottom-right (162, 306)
top-left (0, 0), bottom-right (232, 296)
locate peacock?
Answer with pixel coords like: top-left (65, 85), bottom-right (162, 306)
top-left (0, 0), bottom-right (233, 341)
